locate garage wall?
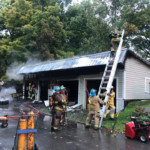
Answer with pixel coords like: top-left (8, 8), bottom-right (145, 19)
top-left (78, 69), bottom-right (124, 112)
top-left (125, 56), bottom-right (150, 100)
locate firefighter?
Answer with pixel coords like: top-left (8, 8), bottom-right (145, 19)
top-left (85, 89), bottom-right (105, 130)
top-left (27, 83), bottom-right (32, 100)
top-left (60, 85), bottom-right (67, 126)
top-left (51, 86), bottom-right (65, 131)
top-left (31, 84), bottom-right (36, 101)
top-left (109, 30), bottom-right (121, 56)
top-left (101, 86), bottom-right (116, 120)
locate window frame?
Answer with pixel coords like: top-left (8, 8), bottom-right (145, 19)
top-left (145, 77), bottom-right (150, 94)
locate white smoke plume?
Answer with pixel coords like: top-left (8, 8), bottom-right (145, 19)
top-left (6, 57), bottom-right (44, 81)
top-left (6, 62), bottom-right (24, 81)
top-left (0, 87), bottom-right (16, 101)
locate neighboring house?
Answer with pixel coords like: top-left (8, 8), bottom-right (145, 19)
top-left (18, 49), bottom-right (150, 112)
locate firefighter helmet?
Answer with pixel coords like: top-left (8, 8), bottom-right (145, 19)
top-left (111, 86), bottom-right (114, 89)
top-left (60, 85), bottom-right (65, 91)
top-left (89, 89), bottom-right (96, 96)
top-left (54, 86), bottom-right (60, 92)
top-left (32, 84), bottom-right (35, 88)
top-left (29, 83), bottom-right (31, 86)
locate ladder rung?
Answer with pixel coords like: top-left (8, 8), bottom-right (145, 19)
top-left (109, 62), bottom-right (114, 65)
top-left (101, 87), bottom-right (106, 90)
top-left (103, 81), bottom-right (108, 84)
top-left (103, 78), bottom-right (109, 81)
top-left (102, 84), bottom-right (107, 87)
top-left (108, 65), bottom-right (113, 67)
top-left (106, 70), bottom-right (111, 73)
top-left (104, 76), bottom-right (109, 79)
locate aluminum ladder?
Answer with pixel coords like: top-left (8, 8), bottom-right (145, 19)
top-left (98, 30), bottom-right (125, 128)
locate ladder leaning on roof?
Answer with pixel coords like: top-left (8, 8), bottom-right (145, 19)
top-left (98, 30), bottom-right (125, 128)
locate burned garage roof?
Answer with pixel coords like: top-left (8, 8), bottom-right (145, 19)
top-left (18, 49), bottom-right (149, 74)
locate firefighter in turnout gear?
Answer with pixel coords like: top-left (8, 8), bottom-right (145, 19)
top-left (101, 86), bottom-right (116, 120)
top-left (51, 86), bottom-right (65, 131)
top-left (27, 83), bottom-right (32, 100)
top-left (109, 30), bottom-right (121, 55)
top-left (27, 83), bottom-right (36, 101)
top-left (60, 85), bottom-right (67, 126)
top-left (31, 84), bottom-right (36, 100)
top-left (85, 89), bottom-right (105, 130)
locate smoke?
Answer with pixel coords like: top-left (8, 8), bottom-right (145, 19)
top-left (6, 62), bottom-right (24, 81)
top-left (24, 56), bottom-right (43, 66)
top-left (6, 57), bottom-right (45, 81)
top-left (0, 87), bottom-right (16, 101)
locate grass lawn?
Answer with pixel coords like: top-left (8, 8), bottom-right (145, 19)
top-left (66, 100), bottom-right (150, 132)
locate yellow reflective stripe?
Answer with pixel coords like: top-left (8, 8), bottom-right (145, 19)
top-left (94, 124), bottom-right (99, 128)
top-left (53, 126), bottom-right (58, 130)
top-left (62, 99), bottom-right (66, 103)
top-left (112, 38), bottom-right (120, 41)
top-left (108, 102), bottom-right (114, 105)
top-left (55, 106), bottom-right (63, 111)
top-left (63, 105), bottom-right (66, 109)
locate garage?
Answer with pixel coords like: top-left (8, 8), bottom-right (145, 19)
top-left (59, 80), bottom-right (79, 105)
top-left (85, 79), bottom-right (117, 109)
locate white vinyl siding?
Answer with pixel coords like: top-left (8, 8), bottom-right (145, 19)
top-left (125, 57), bottom-right (150, 99)
top-left (145, 77), bottom-right (150, 93)
top-left (78, 69), bottom-right (124, 111)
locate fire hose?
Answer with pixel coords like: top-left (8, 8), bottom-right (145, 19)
top-left (7, 102), bottom-right (39, 119)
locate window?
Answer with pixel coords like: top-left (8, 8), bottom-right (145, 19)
top-left (145, 77), bottom-right (150, 93)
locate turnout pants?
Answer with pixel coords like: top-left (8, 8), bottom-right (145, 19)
top-left (52, 109), bottom-right (63, 130)
top-left (104, 103), bottom-right (115, 119)
top-left (86, 111), bottom-right (100, 128)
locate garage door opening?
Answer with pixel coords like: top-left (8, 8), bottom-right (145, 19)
top-left (60, 80), bottom-right (78, 105)
top-left (40, 81), bottom-right (49, 101)
top-left (85, 79), bottom-right (116, 109)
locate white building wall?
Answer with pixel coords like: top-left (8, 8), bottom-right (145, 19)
top-left (78, 69), bottom-right (124, 112)
top-left (125, 57), bottom-right (150, 100)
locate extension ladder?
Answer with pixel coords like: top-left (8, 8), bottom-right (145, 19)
top-left (98, 30), bottom-right (125, 128)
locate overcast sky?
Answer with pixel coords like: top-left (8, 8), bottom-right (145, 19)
top-left (72, 0), bottom-right (83, 4)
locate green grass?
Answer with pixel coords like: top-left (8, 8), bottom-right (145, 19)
top-left (66, 100), bottom-right (150, 132)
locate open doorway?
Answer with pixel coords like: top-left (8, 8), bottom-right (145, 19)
top-left (59, 80), bottom-right (78, 105)
top-left (40, 81), bottom-right (49, 101)
top-left (85, 79), bottom-right (116, 109)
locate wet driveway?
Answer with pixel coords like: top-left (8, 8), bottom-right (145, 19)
top-left (0, 102), bottom-right (150, 150)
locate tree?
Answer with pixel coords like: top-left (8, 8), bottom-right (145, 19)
top-left (121, 1), bottom-right (150, 57)
top-left (28, 5), bottom-right (70, 60)
top-left (64, 0), bottom-right (110, 55)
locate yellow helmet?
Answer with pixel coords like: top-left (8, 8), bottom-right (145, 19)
top-left (29, 83), bottom-right (31, 86)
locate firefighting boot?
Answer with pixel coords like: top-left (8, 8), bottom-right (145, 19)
top-left (103, 114), bottom-right (107, 121)
top-left (51, 126), bottom-right (59, 132)
top-left (94, 124), bottom-right (99, 130)
top-left (110, 113), bottom-right (115, 120)
top-left (85, 123), bottom-right (90, 128)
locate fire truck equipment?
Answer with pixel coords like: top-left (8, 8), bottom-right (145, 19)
top-left (0, 115), bottom-right (8, 128)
